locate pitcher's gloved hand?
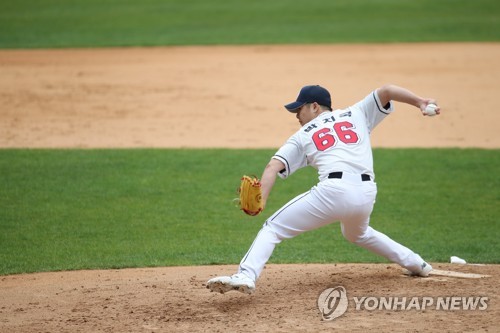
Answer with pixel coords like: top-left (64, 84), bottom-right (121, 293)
top-left (238, 175), bottom-right (263, 216)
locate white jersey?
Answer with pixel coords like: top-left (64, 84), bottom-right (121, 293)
top-left (273, 90), bottom-right (393, 182)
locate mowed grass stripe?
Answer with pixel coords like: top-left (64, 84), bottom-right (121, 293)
top-left (0, 0), bottom-right (499, 48)
top-left (0, 148), bottom-right (498, 275)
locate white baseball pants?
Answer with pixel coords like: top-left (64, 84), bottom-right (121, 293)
top-left (238, 173), bottom-right (426, 281)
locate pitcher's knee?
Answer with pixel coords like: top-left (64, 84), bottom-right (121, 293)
top-left (263, 220), bottom-right (298, 241)
top-left (343, 233), bottom-right (361, 244)
top-left (342, 230), bottom-right (370, 244)
top-left (261, 224), bottom-right (286, 243)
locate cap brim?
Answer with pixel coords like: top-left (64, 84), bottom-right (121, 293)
top-left (284, 101), bottom-right (306, 112)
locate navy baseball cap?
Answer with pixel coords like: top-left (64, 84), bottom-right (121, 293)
top-left (284, 85), bottom-right (332, 112)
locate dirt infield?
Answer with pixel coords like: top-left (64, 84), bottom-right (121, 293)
top-left (0, 44), bottom-right (499, 332)
top-left (1, 43), bottom-right (499, 148)
top-left (1, 264), bottom-right (498, 332)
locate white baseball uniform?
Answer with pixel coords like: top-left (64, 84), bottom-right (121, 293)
top-left (238, 90), bottom-right (427, 281)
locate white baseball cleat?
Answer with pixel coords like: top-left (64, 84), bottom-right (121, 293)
top-left (207, 273), bottom-right (256, 295)
top-left (406, 262), bottom-right (433, 277)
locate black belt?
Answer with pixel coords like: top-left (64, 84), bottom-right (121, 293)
top-left (328, 172), bottom-right (371, 181)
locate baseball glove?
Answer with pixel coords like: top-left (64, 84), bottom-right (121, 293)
top-left (238, 175), bottom-right (263, 216)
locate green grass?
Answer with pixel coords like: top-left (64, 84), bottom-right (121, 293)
top-left (0, 0), bottom-right (499, 48)
top-left (1, 148), bottom-right (498, 275)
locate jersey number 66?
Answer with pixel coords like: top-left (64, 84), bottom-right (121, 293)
top-left (312, 121), bottom-right (360, 151)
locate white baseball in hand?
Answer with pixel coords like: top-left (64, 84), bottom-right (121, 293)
top-left (423, 103), bottom-right (438, 116)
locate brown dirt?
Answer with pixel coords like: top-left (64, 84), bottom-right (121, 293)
top-left (1, 264), bottom-right (498, 332)
top-left (1, 43), bottom-right (499, 148)
top-left (0, 43), bottom-right (499, 332)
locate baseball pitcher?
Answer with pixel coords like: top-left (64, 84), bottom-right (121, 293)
top-left (208, 84), bottom-right (440, 294)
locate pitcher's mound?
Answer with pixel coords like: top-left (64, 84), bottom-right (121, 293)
top-left (1, 263), bottom-right (498, 332)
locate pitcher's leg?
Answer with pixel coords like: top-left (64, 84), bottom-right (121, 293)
top-left (239, 188), bottom-right (339, 281)
top-left (341, 221), bottom-right (426, 272)
top-left (238, 225), bottom-right (281, 281)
